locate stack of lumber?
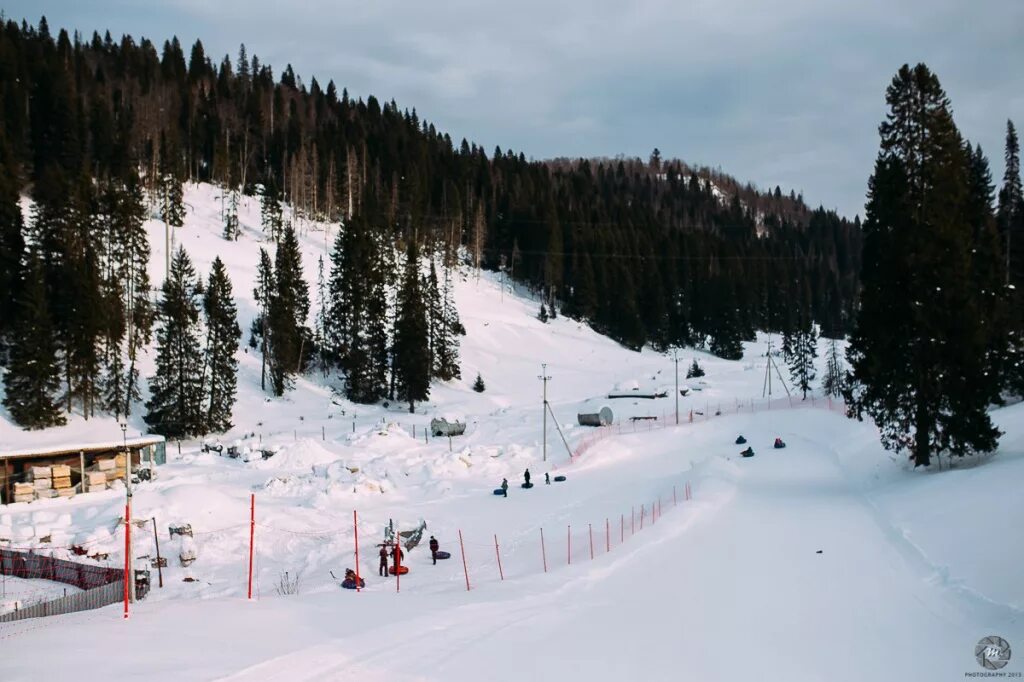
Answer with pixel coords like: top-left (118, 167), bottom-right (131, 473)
top-left (51, 464), bottom-right (73, 493)
top-left (85, 470), bottom-right (108, 492)
top-left (13, 481), bottom-right (35, 503)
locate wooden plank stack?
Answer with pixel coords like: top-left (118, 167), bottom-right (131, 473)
top-left (85, 470), bottom-right (108, 492)
top-left (13, 482), bottom-right (34, 503)
top-left (51, 464), bottom-right (72, 492)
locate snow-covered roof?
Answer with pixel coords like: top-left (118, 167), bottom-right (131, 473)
top-left (0, 435), bottom-right (165, 460)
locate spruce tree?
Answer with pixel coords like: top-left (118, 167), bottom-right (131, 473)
top-left (327, 214), bottom-right (389, 403)
top-left (686, 359), bottom-right (705, 379)
top-left (222, 190), bottom-right (240, 241)
top-left (393, 238), bottom-right (431, 412)
top-left (2, 254), bottom-right (65, 428)
top-left (787, 319), bottom-right (818, 400)
top-left (261, 179), bottom-right (284, 242)
top-left (472, 372), bottom-right (485, 393)
top-left (159, 134), bottom-right (185, 229)
top-left (435, 264), bottom-right (462, 380)
top-left (202, 257), bottom-right (240, 433)
top-left (997, 120), bottom-right (1022, 289)
top-left (845, 64), bottom-right (1003, 467)
top-left (268, 224), bottom-right (310, 395)
top-left (253, 248), bottom-right (275, 391)
top-left (822, 338), bottom-right (844, 398)
top-left (145, 247), bottom-right (203, 438)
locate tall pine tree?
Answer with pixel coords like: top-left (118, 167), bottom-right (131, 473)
top-left (201, 257), bottom-right (240, 433)
top-left (2, 253), bottom-right (65, 428)
top-left (393, 238), bottom-right (431, 412)
top-left (145, 247), bottom-right (203, 438)
top-left (845, 64), bottom-right (1005, 467)
top-left (267, 224), bottom-right (310, 395)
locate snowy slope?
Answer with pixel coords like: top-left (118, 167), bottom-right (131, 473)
top-left (1, 183), bottom-right (1022, 681)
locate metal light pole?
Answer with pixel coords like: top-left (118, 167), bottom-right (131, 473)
top-left (121, 423), bottom-right (135, 603)
top-left (673, 350), bottom-right (680, 425)
top-left (539, 364), bottom-right (551, 462)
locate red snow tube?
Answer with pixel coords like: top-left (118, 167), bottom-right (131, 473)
top-left (388, 565), bottom-right (410, 575)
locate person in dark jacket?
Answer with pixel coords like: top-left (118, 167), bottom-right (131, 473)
top-left (429, 535), bottom-right (440, 564)
top-left (545, 472), bottom-right (550, 485)
top-left (524, 469), bottom-right (531, 486)
top-left (378, 546), bottom-right (389, 576)
top-left (501, 478), bottom-right (508, 497)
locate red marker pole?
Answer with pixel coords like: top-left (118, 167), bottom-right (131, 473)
top-left (494, 534), bottom-right (504, 581)
top-left (353, 510), bottom-right (361, 592)
top-left (247, 494), bottom-right (255, 601)
top-left (396, 540), bottom-right (401, 594)
top-left (123, 504), bottom-right (130, 619)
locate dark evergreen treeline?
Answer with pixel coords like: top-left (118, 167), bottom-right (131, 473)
top-left (0, 17), bottom-right (860, 361)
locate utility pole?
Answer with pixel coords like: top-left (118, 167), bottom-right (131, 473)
top-left (121, 423), bottom-right (135, 603)
top-left (539, 364), bottom-right (551, 462)
top-left (673, 350), bottom-right (680, 425)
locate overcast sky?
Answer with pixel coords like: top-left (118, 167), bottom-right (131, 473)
top-left (5, 1), bottom-right (1023, 218)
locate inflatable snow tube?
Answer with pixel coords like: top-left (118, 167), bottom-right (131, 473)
top-left (341, 578), bottom-right (365, 589)
top-left (553, 475), bottom-right (567, 482)
top-left (388, 565), bottom-right (410, 575)
top-left (493, 489), bottom-right (507, 495)
top-left (521, 482), bottom-right (534, 489)
top-left (741, 450), bottom-right (755, 458)
top-left (735, 436), bottom-right (747, 445)
top-left (434, 551), bottom-right (451, 560)
top-left (773, 443), bottom-right (786, 449)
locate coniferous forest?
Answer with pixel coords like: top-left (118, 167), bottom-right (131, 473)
top-left (0, 18), bottom-right (1021, 466)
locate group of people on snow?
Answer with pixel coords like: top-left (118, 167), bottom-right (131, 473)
top-left (498, 468), bottom-right (550, 497)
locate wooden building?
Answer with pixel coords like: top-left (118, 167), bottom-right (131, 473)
top-left (0, 436), bottom-right (166, 505)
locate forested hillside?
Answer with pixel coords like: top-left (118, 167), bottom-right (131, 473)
top-left (0, 16), bottom-right (861, 348)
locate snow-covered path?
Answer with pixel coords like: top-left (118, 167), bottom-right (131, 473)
top-left (8, 412), bottom-right (1013, 682)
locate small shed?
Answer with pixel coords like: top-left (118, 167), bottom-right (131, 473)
top-left (430, 418), bottom-right (466, 438)
top-left (1, 436), bottom-right (166, 505)
top-left (577, 406), bottom-right (615, 427)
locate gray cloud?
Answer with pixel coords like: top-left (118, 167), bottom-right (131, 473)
top-left (5, 0), bottom-right (1023, 217)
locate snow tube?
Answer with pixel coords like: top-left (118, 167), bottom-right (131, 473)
top-left (434, 551), bottom-right (451, 560)
top-left (741, 449), bottom-right (755, 458)
top-left (493, 489), bottom-right (507, 495)
top-left (521, 482), bottom-right (534, 489)
top-left (735, 436), bottom-right (747, 445)
top-left (388, 565), bottom-right (410, 575)
top-left (341, 577), bottom-right (365, 589)
top-left (553, 475), bottom-right (567, 482)
top-left (773, 442), bottom-right (786, 449)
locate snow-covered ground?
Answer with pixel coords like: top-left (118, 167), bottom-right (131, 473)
top-left (1, 184), bottom-right (1021, 680)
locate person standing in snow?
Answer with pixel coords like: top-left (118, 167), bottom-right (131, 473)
top-left (429, 535), bottom-right (440, 565)
top-left (501, 478), bottom-right (508, 497)
top-left (391, 543), bottom-right (404, 573)
top-left (524, 469), bottom-right (531, 486)
top-left (545, 472), bottom-right (550, 485)
top-left (379, 545), bottom-right (389, 576)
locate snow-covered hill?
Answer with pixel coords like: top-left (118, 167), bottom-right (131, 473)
top-left (1, 183), bottom-right (1022, 681)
